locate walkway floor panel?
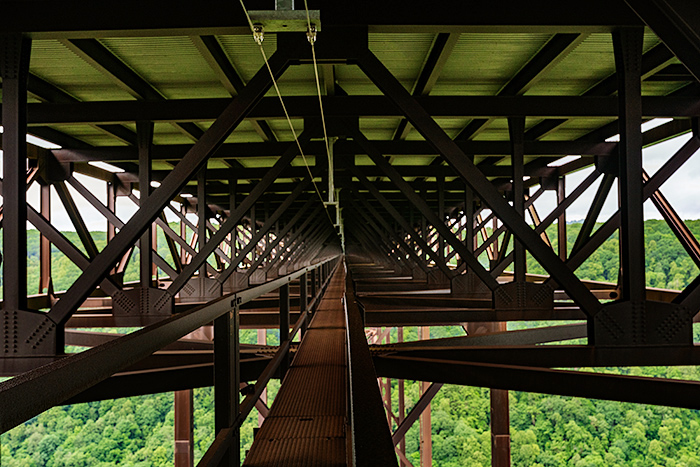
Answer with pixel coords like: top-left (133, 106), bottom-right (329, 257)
top-left (243, 267), bottom-right (348, 466)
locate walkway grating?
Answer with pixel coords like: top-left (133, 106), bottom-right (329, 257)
top-left (243, 266), bottom-right (348, 466)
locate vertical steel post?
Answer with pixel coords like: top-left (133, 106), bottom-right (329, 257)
top-left (509, 117), bottom-right (526, 283)
top-left (437, 175), bottom-right (445, 263)
top-left (384, 330), bottom-right (392, 427)
top-left (419, 326), bottom-right (432, 467)
top-left (39, 184), bottom-right (52, 294)
top-left (1, 34), bottom-right (31, 312)
top-left (198, 167), bottom-right (208, 289)
top-left (174, 390), bottom-right (194, 467)
top-left (107, 182), bottom-right (117, 242)
top-left (465, 181), bottom-right (475, 256)
top-left (557, 177), bottom-right (567, 260)
top-left (214, 306), bottom-right (240, 466)
top-left (490, 323), bottom-right (511, 467)
top-left (491, 217), bottom-right (499, 270)
top-left (398, 327), bottom-right (406, 467)
top-left (229, 171), bottom-right (237, 263)
top-left (279, 283), bottom-right (290, 377)
top-left (108, 180), bottom-right (120, 278)
top-left (181, 201), bottom-right (188, 265)
top-left (310, 269), bottom-right (318, 307)
top-left (613, 27), bottom-right (645, 302)
top-left (299, 272), bottom-right (308, 336)
top-left (137, 121), bottom-right (154, 288)
top-left (491, 388), bottom-right (511, 467)
top-left (421, 189), bottom-right (428, 262)
top-left (250, 203), bottom-right (257, 265)
top-left (256, 328), bottom-right (267, 427)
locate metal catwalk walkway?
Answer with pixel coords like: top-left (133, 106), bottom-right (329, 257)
top-left (243, 266), bottom-right (348, 466)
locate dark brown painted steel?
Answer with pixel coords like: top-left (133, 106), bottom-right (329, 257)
top-left (47, 47), bottom-right (295, 328)
top-left (614, 27), bottom-right (646, 303)
top-left (22, 95), bottom-right (700, 125)
top-left (509, 116), bottom-right (526, 282)
top-left (375, 354), bottom-right (700, 409)
top-left (357, 49), bottom-right (603, 318)
top-left (345, 270), bottom-right (399, 467)
top-left (1, 34), bottom-right (31, 313)
top-left (0, 260), bottom-right (335, 434)
top-left (174, 390), bottom-right (194, 467)
top-left (214, 304), bottom-right (240, 466)
top-left (391, 382), bottom-right (442, 446)
top-left (625, 0), bottom-right (700, 82)
top-left (138, 121), bottom-right (154, 287)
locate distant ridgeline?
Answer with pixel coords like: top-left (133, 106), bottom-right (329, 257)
top-left (2, 221), bottom-right (700, 466)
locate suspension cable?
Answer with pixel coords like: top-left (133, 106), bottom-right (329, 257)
top-left (238, 0), bottom-right (334, 225)
top-left (302, 0), bottom-right (334, 203)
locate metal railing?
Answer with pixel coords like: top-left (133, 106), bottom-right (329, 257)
top-left (0, 256), bottom-right (340, 435)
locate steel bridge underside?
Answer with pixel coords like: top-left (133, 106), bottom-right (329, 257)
top-left (1, 0), bottom-right (700, 465)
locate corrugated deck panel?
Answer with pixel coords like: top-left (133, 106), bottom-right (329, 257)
top-left (243, 268), bottom-right (348, 466)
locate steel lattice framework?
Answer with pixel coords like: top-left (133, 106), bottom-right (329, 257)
top-left (1, 0), bottom-right (700, 465)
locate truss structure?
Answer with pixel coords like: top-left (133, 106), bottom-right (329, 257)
top-left (1, 1), bottom-right (700, 465)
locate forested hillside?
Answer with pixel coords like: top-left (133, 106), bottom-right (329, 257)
top-left (3, 221), bottom-right (700, 466)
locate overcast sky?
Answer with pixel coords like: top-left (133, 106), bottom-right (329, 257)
top-left (539, 132), bottom-right (699, 224)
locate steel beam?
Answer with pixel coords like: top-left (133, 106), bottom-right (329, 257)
top-left (1, 33), bottom-right (31, 312)
top-left (358, 48), bottom-right (602, 318)
top-left (614, 27), bottom-right (646, 302)
top-left (0, 260), bottom-right (334, 433)
top-left (491, 388), bottom-right (511, 467)
top-left (138, 121), bottom-right (154, 287)
top-left (457, 33), bottom-right (584, 140)
top-left (214, 305), bottom-right (240, 467)
top-left (570, 173), bottom-right (616, 257)
top-left (509, 117), bottom-right (526, 282)
top-left (645, 170), bottom-right (700, 267)
top-left (392, 382), bottom-right (442, 446)
top-left (351, 132), bottom-right (499, 289)
top-left (374, 354), bottom-right (700, 409)
top-left (0, 1), bottom-right (646, 37)
top-left (345, 271), bottom-right (398, 467)
top-left (47, 47), bottom-right (294, 327)
top-left (217, 179), bottom-right (313, 284)
top-left (246, 203), bottom-right (321, 276)
top-left (625, 0), bottom-right (700, 82)
top-left (25, 203), bottom-right (120, 296)
top-left (174, 390), bottom-right (194, 467)
top-left (393, 32), bottom-right (459, 140)
top-left (39, 183), bottom-right (52, 293)
top-left (353, 169), bottom-right (455, 280)
top-left (349, 192), bottom-right (432, 276)
top-left (192, 35), bottom-right (277, 142)
top-left (23, 95), bottom-right (700, 126)
top-left (51, 140), bottom-right (619, 163)
top-left (167, 137), bottom-right (310, 295)
top-left (525, 41), bottom-right (676, 140)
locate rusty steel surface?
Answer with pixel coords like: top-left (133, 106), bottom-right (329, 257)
top-left (243, 268), bottom-right (348, 466)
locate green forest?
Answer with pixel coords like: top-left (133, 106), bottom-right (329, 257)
top-left (3, 220), bottom-right (700, 466)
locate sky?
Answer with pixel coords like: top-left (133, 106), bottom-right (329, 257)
top-left (534, 130), bottom-right (699, 224)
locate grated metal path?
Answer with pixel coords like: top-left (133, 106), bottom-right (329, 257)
top-left (243, 266), bottom-right (348, 466)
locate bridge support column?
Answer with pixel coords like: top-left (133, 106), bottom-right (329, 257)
top-left (174, 390), bottom-right (193, 467)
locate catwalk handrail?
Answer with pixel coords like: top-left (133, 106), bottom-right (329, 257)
top-left (344, 265), bottom-right (398, 466)
top-left (0, 256), bottom-right (339, 434)
top-left (196, 258), bottom-right (340, 467)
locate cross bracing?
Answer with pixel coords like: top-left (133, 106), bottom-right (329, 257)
top-left (1, 0), bottom-right (700, 465)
